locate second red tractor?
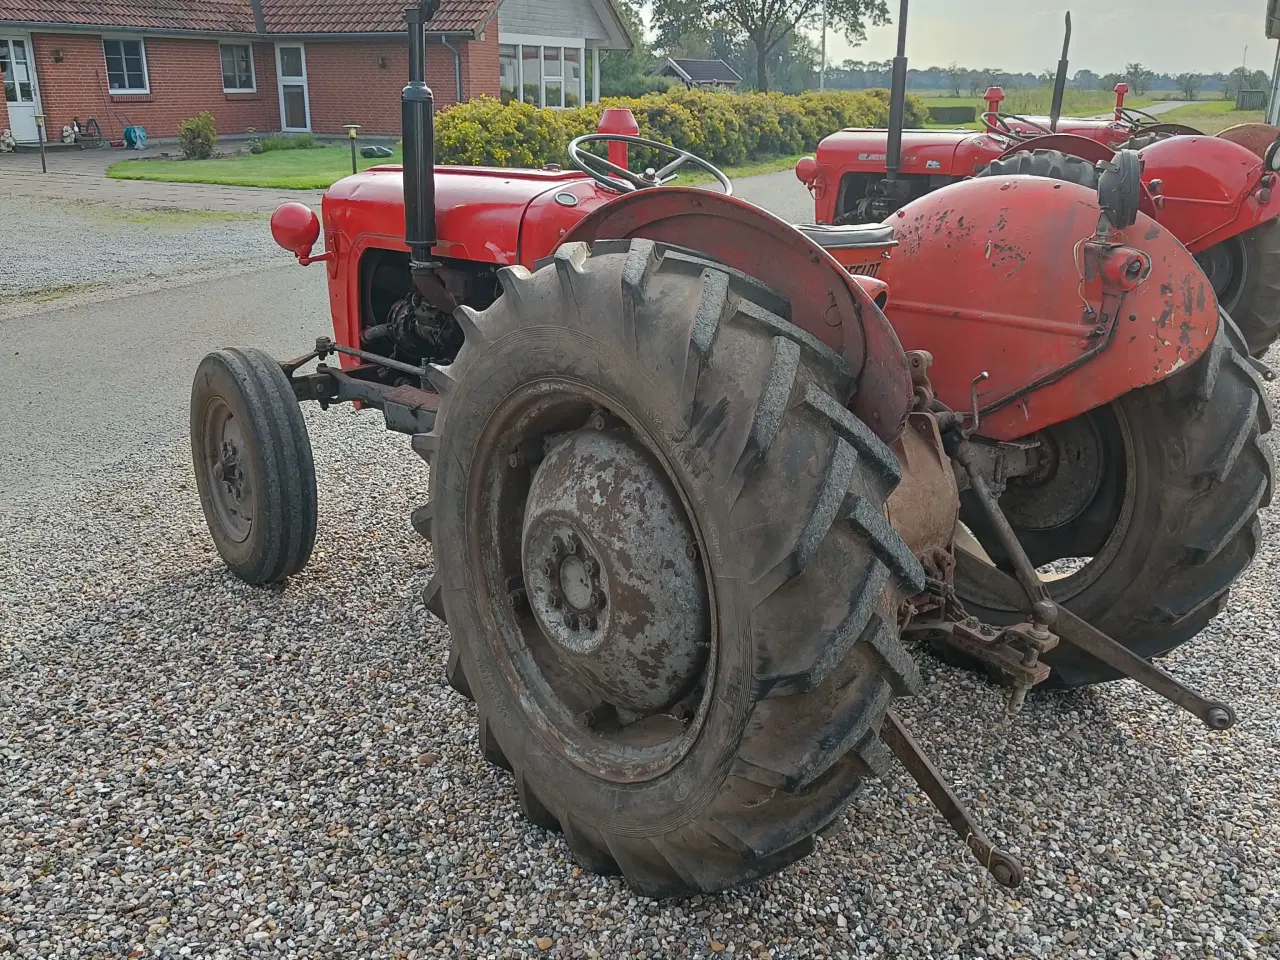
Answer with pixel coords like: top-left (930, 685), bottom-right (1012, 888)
top-left (796, 7), bottom-right (1280, 356)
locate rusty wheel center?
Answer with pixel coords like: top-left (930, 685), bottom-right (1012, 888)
top-left (201, 399), bottom-right (252, 544)
top-left (522, 428), bottom-right (710, 715)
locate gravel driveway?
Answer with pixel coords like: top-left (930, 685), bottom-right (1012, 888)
top-left (0, 196), bottom-right (280, 305)
top-left (2, 164), bottom-right (1278, 958)
top-left (2, 391), bottom-right (1277, 958)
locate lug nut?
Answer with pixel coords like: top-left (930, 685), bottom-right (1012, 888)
top-left (590, 591), bottom-right (607, 610)
top-left (582, 558), bottom-right (597, 576)
top-left (550, 535), bottom-right (565, 557)
top-left (549, 594), bottom-right (563, 609)
top-left (542, 559), bottom-right (556, 576)
top-left (565, 532), bottom-right (581, 553)
top-left (563, 611), bottom-right (580, 629)
top-left (580, 613), bottom-right (596, 630)
top-left (508, 451), bottom-right (525, 468)
top-left (685, 543), bottom-right (698, 561)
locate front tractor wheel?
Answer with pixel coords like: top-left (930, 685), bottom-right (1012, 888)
top-left (190, 348), bottom-right (317, 585)
top-left (418, 239), bottom-right (925, 896)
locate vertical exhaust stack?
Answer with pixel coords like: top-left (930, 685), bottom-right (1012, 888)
top-left (884, 0), bottom-right (910, 182)
top-left (403, 0), bottom-right (441, 267)
top-left (1049, 12), bottom-right (1072, 133)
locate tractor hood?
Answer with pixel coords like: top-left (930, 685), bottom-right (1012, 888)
top-left (814, 129), bottom-right (1013, 178)
top-left (322, 165), bottom-right (615, 266)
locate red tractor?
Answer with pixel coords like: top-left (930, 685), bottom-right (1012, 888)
top-left (191, 0), bottom-right (1273, 897)
top-left (795, 5), bottom-right (1280, 356)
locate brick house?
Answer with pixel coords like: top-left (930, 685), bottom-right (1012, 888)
top-left (0, 0), bottom-right (630, 144)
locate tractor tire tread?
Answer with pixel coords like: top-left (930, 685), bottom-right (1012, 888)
top-left (975, 149), bottom-right (1100, 188)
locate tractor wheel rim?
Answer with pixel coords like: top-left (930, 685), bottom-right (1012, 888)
top-left (962, 402), bottom-right (1136, 604)
top-left (1196, 236), bottom-right (1248, 314)
top-left (202, 398), bottom-right (252, 544)
top-left (467, 380), bottom-right (716, 784)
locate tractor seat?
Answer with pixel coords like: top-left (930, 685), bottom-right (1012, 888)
top-left (794, 223), bottom-right (896, 249)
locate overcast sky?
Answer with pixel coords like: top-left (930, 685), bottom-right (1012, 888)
top-left (808, 1), bottom-right (1277, 75)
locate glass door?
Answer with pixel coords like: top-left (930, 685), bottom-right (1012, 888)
top-left (275, 44), bottom-right (310, 132)
top-left (0, 36), bottom-right (40, 143)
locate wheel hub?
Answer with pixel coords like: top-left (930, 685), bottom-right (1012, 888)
top-left (521, 427), bottom-right (710, 715)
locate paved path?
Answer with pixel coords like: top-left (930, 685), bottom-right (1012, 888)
top-left (1088, 100), bottom-right (1193, 120)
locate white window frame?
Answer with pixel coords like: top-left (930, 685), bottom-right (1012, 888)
top-left (219, 42), bottom-right (256, 94)
top-left (498, 33), bottom-right (588, 109)
top-left (102, 35), bottom-right (149, 95)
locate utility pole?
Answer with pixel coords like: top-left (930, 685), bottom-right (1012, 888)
top-left (819, 0), bottom-right (827, 90)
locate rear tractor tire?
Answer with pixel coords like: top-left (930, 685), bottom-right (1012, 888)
top-left (417, 239), bottom-right (925, 896)
top-left (958, 316), bottom-right (1274, 686)
top-left (190, 348), bottom-right (317, 585)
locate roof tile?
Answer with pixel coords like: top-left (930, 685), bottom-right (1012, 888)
top-left (2, 0), bottom-right (497, 35)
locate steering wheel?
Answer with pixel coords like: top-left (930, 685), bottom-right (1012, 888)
top-left (568, 134), bottom-right (733, 196)
top-left (1119, 106), bottom-right (1164, 128)
top-left (982, 111), bottom-right (1054, 139)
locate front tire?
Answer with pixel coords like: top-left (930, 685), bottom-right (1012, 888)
top-left (419, 239), bottom-right (924, 896)
top-left (190, 348), bottom-right (317, 585)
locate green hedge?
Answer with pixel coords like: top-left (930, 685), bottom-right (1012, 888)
top-left (435, 88), bottom-right (928, 169)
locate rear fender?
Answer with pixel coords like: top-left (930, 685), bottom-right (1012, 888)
top-left (878, 176), bottom-right (1218, 441)
top-left (1138, 134), bottom-right (1280, 252)
top-left (562, 188), bottom-right (912, 442)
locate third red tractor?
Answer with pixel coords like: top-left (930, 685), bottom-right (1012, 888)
top-left (190, 0), bottom-right (1274, 897)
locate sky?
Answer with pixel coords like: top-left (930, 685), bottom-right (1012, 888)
top-left (807, 0), bottom-right (1278, 75)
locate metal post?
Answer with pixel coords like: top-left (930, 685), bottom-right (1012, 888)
top-left (885, 0), bottom-right (909, 182)
top-left (344, 123), bottom-right (361, 175)
top-left (819, 0), bottom-right (826, 91)
top-left (34, 114), bottom-right (47, 173)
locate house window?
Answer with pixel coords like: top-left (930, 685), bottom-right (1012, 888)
top-left (521, 45), bottom-right (540, 105)
top-left (501, 37), bottom-right (589, 108)
top-left (220, 43), bottom-right (255, 92)
top-left (543, 47), bottom-right (563, 108)
top-left (103, 38), bottom-right (148, 93)
top-left (564, 48), bottom-right (581, 107)
top-left (499, 44), bottom-right (518, 103)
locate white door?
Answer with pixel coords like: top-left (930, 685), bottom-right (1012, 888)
top-left (1, 35), bottom-right (40, 143)
top-left (275, 44), bottom-right (310, 132)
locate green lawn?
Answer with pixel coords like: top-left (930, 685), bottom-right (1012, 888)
top-left (108, 144), bottom-right (808, 190)
top-left (1156, 102), bottom-right (1267, 134)
top-left (108, 146), bottom-right (405, 190)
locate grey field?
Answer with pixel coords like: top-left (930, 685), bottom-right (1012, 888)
top-left (1, 175), bottom-right (1277, 959)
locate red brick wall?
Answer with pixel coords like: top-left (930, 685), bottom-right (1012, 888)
top-left (31, 33), bottom-right (279, 140)
top-left (19, 30), bottom-right (500, 142)
top-left (0, 93), bottom-right (9, 135)
top-left (302, 35), bottom-right (490, 136)
top-left (461, 20), bottom-right (500, 100)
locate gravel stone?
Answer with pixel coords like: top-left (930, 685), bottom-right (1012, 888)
top-left (0, 196), bottom-right (282, 300)
top-left (1, 383), bottom-right (1277, 959)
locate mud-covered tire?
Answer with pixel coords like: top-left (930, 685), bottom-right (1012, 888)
top-left (418, 239), bottom-right (925, 896)
top-left (1199, 219), bottom-right (1280, 358)
top-left (959, 316), bottom-right (1274, 686)
top-left (190, 348), bottom-right (317, 585)
top-left (975, 149), bottom-right (1100, 188)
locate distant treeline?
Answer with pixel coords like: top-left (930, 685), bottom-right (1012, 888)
top-left (822, 63), bottom-right (1270, 98)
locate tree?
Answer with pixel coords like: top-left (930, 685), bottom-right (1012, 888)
top-left (1072, 68), bottom-right (1098, 90)
top-left (946, 61), bottom-right (962, 97)
top-left (1176, 72), bottom-right (1202, 100)
top-left (1124, 62), bottom-right (1154, 95)
top-left (651, 0), bottom-right (888, 92)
